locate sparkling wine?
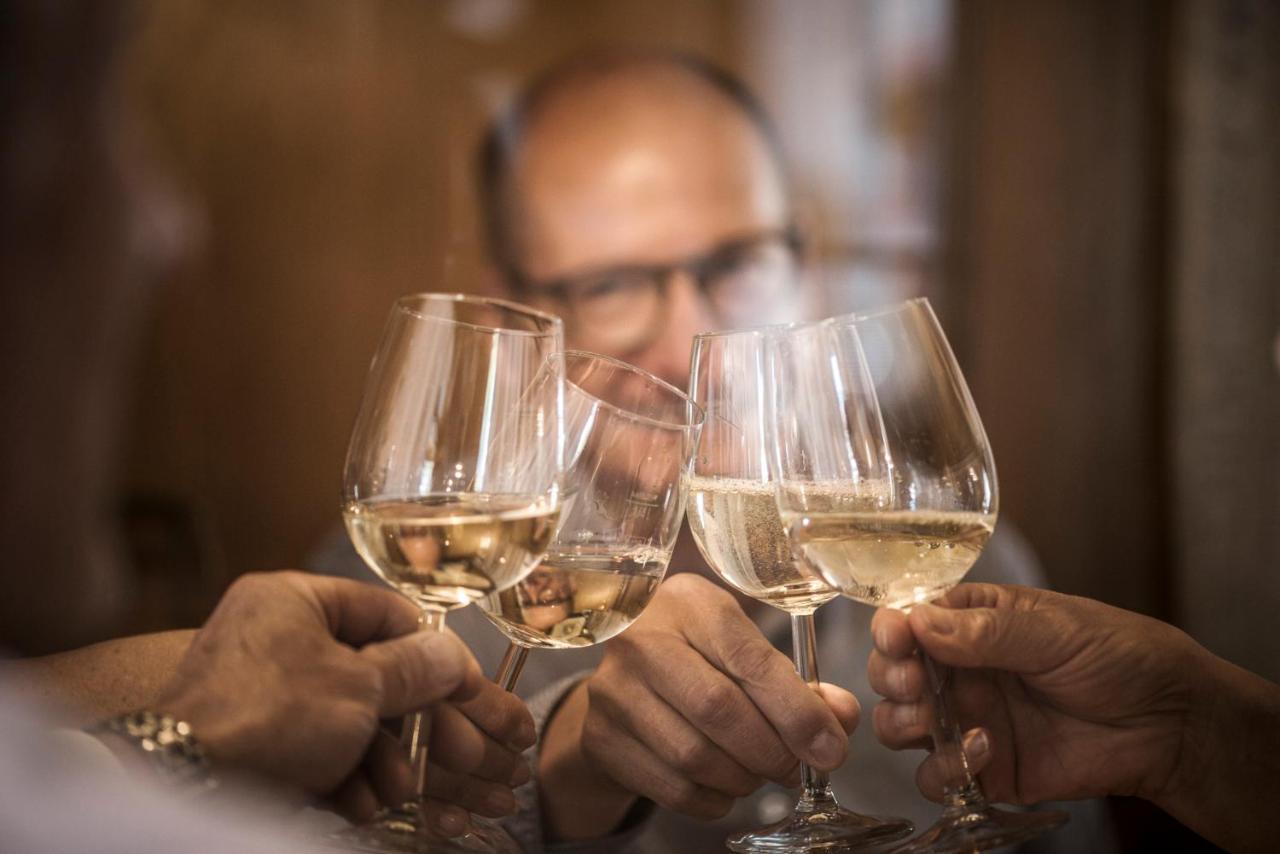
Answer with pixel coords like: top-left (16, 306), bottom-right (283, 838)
top-left (344, 495), bottom-right (558, 610)
top-left (685, 476), bottom-right (838, 613)
top-left (479, 546), bottom-right (666, 648)
top-left (784, 509), bottom-right (994, 609)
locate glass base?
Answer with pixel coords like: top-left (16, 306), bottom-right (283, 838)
top-left (726, 796), bottom-right (914, 853)
top-left (891, 805), bottom-right (1068, 854)
top-left (327, 805), bottom-right (520, 853)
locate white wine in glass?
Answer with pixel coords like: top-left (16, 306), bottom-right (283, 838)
top-left (336, 293), bottom-right (564, 854)
top-left (685, 476), bottom-right (837, 614)
top-left (345, 496), bottom-right (560, 610)
top-left (774, 300), bottom-right (1067, 853)
top-left (686, 326), bottom-right (913, 854)
top-left (480, 350), bottom-right (702, 690)
top-left (483, 544), bottom-right (667, 649)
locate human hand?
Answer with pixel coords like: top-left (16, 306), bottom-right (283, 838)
top-left (868, 583), bottom-right (1201, 807)
top-left (152, 571), bottom-right (534, 826)
top-left (539, 573), bottom-right (858, 839)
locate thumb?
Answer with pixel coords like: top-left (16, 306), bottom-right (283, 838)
top-left (359, 630), bottom-right (477, 717)
top-left (908, 602), bottom-right (1062, 674)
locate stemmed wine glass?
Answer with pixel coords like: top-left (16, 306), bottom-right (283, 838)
top-left (685, 326), bottom-right (915, 853)
top-left (479, 351), bottom-right (704, 691)
top-left (338, 294), bottom-right (564, 853)
top-left (772, 298), bottom-right (1068, 853)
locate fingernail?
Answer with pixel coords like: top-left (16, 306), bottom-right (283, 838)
top-left (510, 759), bottom-right (532, 787)
top-left (873, 621), bottom-right (890, 652)
top-left (965, 728), bottom-right (990, 761)
top-left (892, 702), bottom-right (918, 729)
top-left (917, 604), bottom-right (955, 636)
top-left (484, 787), bottom-right (517, 816)
top-left (807, 730), bottom-right (844, 769)
top-left (431, 807), bottom-right (468, 838)
top-left (418, 633), bottom-right (464, 682)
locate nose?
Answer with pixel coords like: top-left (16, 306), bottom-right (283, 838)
top-left (633, 271), bottom-right (717, 390)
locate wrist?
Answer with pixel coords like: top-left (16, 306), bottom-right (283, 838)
top-left (538, 681), bottom-right (637, 840)
top-left (1152, 639), bottom-right (1280, 850)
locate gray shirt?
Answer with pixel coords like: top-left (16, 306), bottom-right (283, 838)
top-left (308, 523), bottom-right (1117, 854)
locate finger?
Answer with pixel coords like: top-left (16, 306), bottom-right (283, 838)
top-left (449, 678), bottom-right (536, 750)
top-left (592, 677), bottom-right (764, 797)
top-left (692, 616), bottom-right (848, 772)
top-left (867, 650), bottom-right (926, 702)
top-left (292, 572), bottom-right (423, 645)
top-left (422, 800), bottom-right (471, 838)
top-left (816, 682), bottom-right (860, 736)
top-left (425, 765), bottom-right (518, 818)
top-left (870, 607), bottom-right (916, 658)
top-left (364, 729), bottom-right (414, 808)
top-left (431, 701), bottom-right (530, 786)
top-left (585, 717), bottom-right (734, 821)
top-left (915, 727), bottom-right (991, 803)
top-left (360, 631), bottom-right (481, 717)
top-left (634, 636), bottom-right (799, 783)
top-left (908, 601), bottom-right (1066, 674)
top-left (872, 700), bottom-right (932, 750)
top-left (330, 770), bottom-right (380, 823)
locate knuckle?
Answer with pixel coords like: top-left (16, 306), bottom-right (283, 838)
top-left (724, 641), bottom-right (781, 684)
top-left (689, 681), bottom-right (738, 729)
top-left (670, 736), bottom-right (712, 773)
top-left (662, 778), bottom-right (703, 814)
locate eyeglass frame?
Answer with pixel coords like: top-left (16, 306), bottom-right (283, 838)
top-left (500, 225), bottom-right (807, 354)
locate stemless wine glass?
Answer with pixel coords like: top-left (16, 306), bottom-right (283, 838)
top-left (338, 293), bottom-right (564, 853)
top-left (685, 326), bottom-right (914, 853)
top-left (479, 351), bottom-right (704, 691)
top-left (773, 298), bottom-right (1067, 853)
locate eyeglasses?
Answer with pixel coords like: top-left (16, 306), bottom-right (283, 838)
top-left (513, 227), bottom-right (804, 356)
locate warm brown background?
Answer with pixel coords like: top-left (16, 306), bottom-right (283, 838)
top-left (120, 0), bottom-right (1277, 690)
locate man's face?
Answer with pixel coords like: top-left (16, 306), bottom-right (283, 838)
top-left (500, 70), bottom-right (795, 390)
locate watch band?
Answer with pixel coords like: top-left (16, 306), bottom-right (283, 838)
top-left (90, 710), bottom-right (217, 792)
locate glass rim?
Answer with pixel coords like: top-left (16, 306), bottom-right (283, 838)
top-left (823, 296), bottom-right (932, 326)
top-left (393, 292), bottom-right (563, 338)
top-left (564, 349), bottom-right (705, 431)
top-left (690, 318), bottom-right (819, 343)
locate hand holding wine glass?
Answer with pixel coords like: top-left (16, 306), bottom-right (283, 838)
top-left (866, 582), bottom-right (1202, 807)
top-left (773, 299), bottom-right (1067, 852)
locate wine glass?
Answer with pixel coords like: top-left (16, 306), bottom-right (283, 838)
top-left (338, 293), bottom-right (564, 853)
top-left (685, 326), bottom-right (914, 853)
top-left (479, 351), bottom-right (704, 691)
top-left (773, 298), bottom-right (1068, 853)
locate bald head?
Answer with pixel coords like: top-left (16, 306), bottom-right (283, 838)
top-left (481, 53), bottom-right (790, 281)
top-left (478, 52), bottom-right (796, 387)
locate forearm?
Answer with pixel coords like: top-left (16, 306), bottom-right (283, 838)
top-left (0, 629), bottom-right (196, 724)
top-left (537, 681), bottom-right (639, 841)
top-left (1158, 648), bottom-right (1280, 853)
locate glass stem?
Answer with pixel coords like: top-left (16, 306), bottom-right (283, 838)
top-left (496, 642), bottom-right (530, 692)
top-left (789, 611), bottom-right (836, 809)
top-left (920, 650), bottom-right (988, 818)
top-left (403, 607), bottom-right (447, 803)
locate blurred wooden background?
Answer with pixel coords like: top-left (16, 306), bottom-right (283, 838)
top-left (120, 0), bottom-right (1277, 692)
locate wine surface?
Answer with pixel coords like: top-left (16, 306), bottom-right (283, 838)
top-left (344, 495), bottom-right (558, 610)
top-left (480, 546), bottom-right (666, 648)
top-left (784, 509), bottom-right (994, 609)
